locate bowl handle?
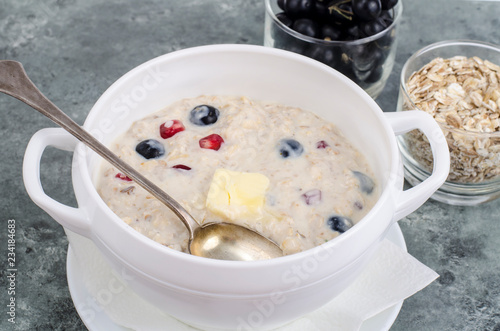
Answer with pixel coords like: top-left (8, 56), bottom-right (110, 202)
top-left (23, 128), bottom-right (91, 237)
top-left (385, 111), bottom-right (450, 221)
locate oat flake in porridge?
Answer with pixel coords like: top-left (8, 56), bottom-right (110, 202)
top-left (97, 95), bottom-right (378, 256)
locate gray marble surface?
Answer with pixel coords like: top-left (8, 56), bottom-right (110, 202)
top-left (0, 0), bottom-right (499, 330)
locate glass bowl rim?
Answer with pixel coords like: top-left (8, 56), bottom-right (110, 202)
top-left (264, 0), bottom-right (403, 46)
top-left (399, 39), bottom-right (500, 138)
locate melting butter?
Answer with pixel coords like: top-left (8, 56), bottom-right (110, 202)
top-left (206, 168), bottom-right (270, 221)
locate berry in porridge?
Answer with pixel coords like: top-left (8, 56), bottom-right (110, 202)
top-left (135, 139), bottom-right (165, 159)
top-left (171, 164), bottom-right (192, 171)
top-left (97, 95), bottom-right (378, 255)
top-left (327, 215), bottom-right (354, 233)
top-left (278, 138), bottom-right (304, 158)
top-left (199, 133), bottom-right (224, 151)
top-left (115, 173), bottom-right (132, 181)
top-left (189, 104), bottom-right (220, 126)
top-left (159, 119), bottom-right (185, 139)
top-left (353, 170), bottom-right (375, 194)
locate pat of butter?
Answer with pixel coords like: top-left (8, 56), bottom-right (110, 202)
top-left (206, 169), bottom-right (269, 221)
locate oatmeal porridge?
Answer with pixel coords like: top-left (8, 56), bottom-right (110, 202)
top-left (97, 95), bottom-right (378, 255)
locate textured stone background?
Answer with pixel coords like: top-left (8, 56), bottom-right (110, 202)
top-left (0, 0), bottom-right (499, 330)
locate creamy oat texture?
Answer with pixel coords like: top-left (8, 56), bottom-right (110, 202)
top-left (97, 95), bottom-right (378, 255)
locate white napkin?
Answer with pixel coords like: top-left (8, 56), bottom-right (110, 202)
top-left (67, 229), bottom-right (438, 331)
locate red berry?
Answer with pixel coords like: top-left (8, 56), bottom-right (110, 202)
top-left (316, 140), bottom-right (329, 149)
top-left (302, 189), bottom-right (322, 205)
top-left (115, 173), bottom-right (132, 181)
top-left (172, 164), bottom-right (192, 170)
top-left (199, 134), bottom-right (224, 151)
top-left (160, 120), bottom-right (185, 139)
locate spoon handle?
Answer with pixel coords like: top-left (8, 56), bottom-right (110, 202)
top-left (0, 60), bottom-right (197, 241)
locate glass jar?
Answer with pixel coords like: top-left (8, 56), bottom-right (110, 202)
top-left (264, 0), bottom-right (403, 99)
top-left (397, 40), bottom-right (500, 205)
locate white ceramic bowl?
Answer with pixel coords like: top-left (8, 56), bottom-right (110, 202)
top-left (23, 44), bottom-right (449, 330)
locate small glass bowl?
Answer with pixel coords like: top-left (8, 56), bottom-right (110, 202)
top-left (263, 0), bottom-right (403, 99)
top-left (397, 40), bottom-right (500, 206)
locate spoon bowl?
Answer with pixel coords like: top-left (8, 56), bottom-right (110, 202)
top-left (0, 60), bottom-right (283, 261)
top-left (192, 222), bottom-right (283, 261)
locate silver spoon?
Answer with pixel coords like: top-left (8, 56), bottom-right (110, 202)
top-left (0, 60), bottom-right (283, 261)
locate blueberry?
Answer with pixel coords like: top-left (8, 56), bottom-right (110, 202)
top-left (353, 171), bottom-right (375, 194)
top-left (135, 139), bottom-right (165, 159)
top-left (327, 215), bottom-right (353, 233)
top-left (189, 105), bottom-right (220, 126)
top-left (278, 139), bottom-right (304, 158)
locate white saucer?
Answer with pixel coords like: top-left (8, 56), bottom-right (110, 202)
top-left (67, 224), bottom-right (406, 331)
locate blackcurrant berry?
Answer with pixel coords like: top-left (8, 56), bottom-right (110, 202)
top-left (284, 0), bottom-right (316, 18)
top-left (344, 23), bottom-right (361, 40)
top-left (359, 17), bottom-right (387, 37)
top-left (313, 0), bottom-right (330, 22)
top-left (276, 12), bottom-right (294, 28)
top-left (308, 45), bottom-right (340, 67)
top-left (379, 10), bottom-right (394, 26)
top-left (352, 0), bottom-right (382, 21)
top-left (292, 18), bottom-right (320, 38)
top-left (321, 24), bottom-right (343, 40)
top-left (326, 1), bottom-right (354, 25)
top-left (364, 64), bottom-right (384, 83)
